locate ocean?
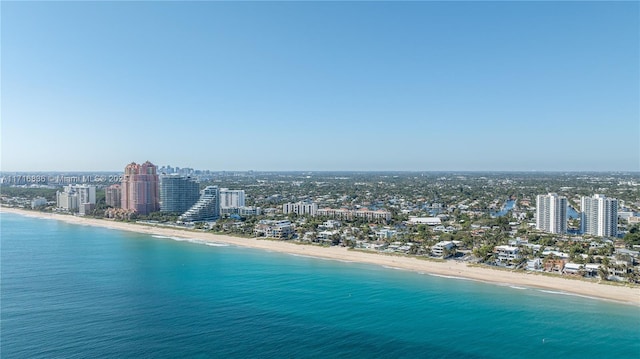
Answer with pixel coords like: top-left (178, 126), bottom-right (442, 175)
top-left (2, 212), bottom-right (639, 358)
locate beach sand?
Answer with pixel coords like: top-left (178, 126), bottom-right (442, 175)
top-left (2, 206), bottom-right (639, 306)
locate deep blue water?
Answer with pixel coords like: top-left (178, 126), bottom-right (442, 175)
top-left (2, 213), bottom-right (639, 358)
top-left (567, 205), bottom-right (580, 219)
top-left (491, 200), bottom-right (516, 217)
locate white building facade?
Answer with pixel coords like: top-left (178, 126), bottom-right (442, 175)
top-left (56, 184), bottom-right (96, 212)
top-left (581, 194), bottom-right (618, 237)
top-left (283, 202), bottom-right (318, 216)
top-left (536, 193), bottom-right (567, 234)
top-left (180, 186), bottom-right (220, 222)
top-left (220, 189), bottom-right (246, 209)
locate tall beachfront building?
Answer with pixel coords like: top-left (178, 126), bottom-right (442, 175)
top-left (56, 184), bottom-right (96, 211)
top-left (536, 193), bottom-right (567, 234)
top-left (105, 184), bottom-right (121, 208)
top-left (180, 186), bottom-right (220, 222)
top-left (121, 161), bottom-right (160, 215)
top-left (219, 189), bottom-right (246, 209)
top-left (581, 194), bottom-right (618, 237)
top-left (160, 175), bottom-right (200, 214)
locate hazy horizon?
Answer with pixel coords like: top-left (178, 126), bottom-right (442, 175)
top-left (1, 168), bottom-right (639, 175)
top-left (2, 2), bottom-right (638, 172)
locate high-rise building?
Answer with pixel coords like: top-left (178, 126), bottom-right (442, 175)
top-left (581, 194), bottom-right (618, 237)
top-left (536, 193), bottom-right (567, 234)
top-left (31, 197), bottom-right (47, 208)
top-left (75, 184), bottom-right (96, 206)
top-left (160, 175), bottom-right (200, 214)
top-left (220, 188), bottom-right (246, 209)
top-left (105, 184), bottom-right (122, 208)
top-left (57, 189), bottom-right (78, 211)
top-left (180, 186), bottom-right (220, 222)
top-left (121, 161), bottom-right (160, 215)
top-left (56, 184), bottom-right (96, 212)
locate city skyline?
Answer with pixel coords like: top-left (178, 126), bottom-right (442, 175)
top-left (2, 1), bottom-right (639, 172)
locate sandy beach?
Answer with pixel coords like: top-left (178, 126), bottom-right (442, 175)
top-left (2, 206), bottom-right (639, 306)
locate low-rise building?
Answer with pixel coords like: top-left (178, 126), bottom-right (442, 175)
top-left (221, 206), bottom-right (262, 216)
top-left (238, 206), bottom-right (262, 216)
top-left (376, 228), bottom-right (397, 239)
top-left (543, 258), bottom-right (566, 273)
top-left (317, 208), bottom-right (391, 222)
top-left (408, 217), bottom-right (441, 225)
top-left (254, 220), bottom-right (293, 239)
top-left (432, 241), bottom-right (455, 257)
top-left (494, 245), bottom-right (521, 265)
top-left (526, 258), bottom-right (542, 271)
top-left (319, 220), bottom-right (341, 230)
top-left (283, 202), bottom-right (318, 216)
top-left (563, 263), bottom-right (583, 275)
top-left (609, 260), bottom-right (631, 278)
top-left (584, 264), bottom-right (601, 278)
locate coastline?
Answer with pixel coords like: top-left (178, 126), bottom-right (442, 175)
top-left (2, 206), bottom-right (639, 306)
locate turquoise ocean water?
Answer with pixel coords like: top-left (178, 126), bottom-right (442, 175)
top-left (2, 212), bottom-right (639, 358)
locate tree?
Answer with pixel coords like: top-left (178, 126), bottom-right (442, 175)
top-left (598, 266), bottom-right (609, 281)
top-left (443, 246), bottom-right (457, 259)
top-left (331, 233), bottom-right (341, 246)
top-left (624, 224), bottom-right (640, 248)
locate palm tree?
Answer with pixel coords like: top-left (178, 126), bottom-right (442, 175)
top-left (598, 265), bottom-right (609, 281)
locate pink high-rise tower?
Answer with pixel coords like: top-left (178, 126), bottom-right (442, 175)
top-left (121, 161), bottom-right (160, 215)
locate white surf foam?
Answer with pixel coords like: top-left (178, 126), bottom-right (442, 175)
top-left (151, 235), bottom-right (229, 247)
top-left (509, 285), bottom-right (527, 290)
top-left (427, 273), bottom-right (475, 281)
top-left (382, 265), bottom-right (408, 271)
top-left (537, 289), bottom-right (602, 301)
top-left (201, 242), bottom-right (229, 247)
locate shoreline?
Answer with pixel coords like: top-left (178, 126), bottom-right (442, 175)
top-left (2, 206), bottom-right (639, 306)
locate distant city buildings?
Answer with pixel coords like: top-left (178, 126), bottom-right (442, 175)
top-left (160, 175), bottom-right (200, 214)
top-left (158, 165), bottom-right (191, 175)
top-left (158, 165), bottom-right (211, 176)
top-left (581, 194), bottom-right (618, 237)
top-left (220, 189), bottom-right (246, 209)
top-left (121, 161), bottom-right (159, 215)
top-left (536, 193), bottom-right (567, 234)
top-left (105, 184), bottom-right (121, 208)
top-left (180, 186), bottom-right (220, 222)
top-left (283, 202), bottom-right (318, 216)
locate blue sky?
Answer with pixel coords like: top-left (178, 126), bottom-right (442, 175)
top-left (2, 1), bottom-right (638, 172)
